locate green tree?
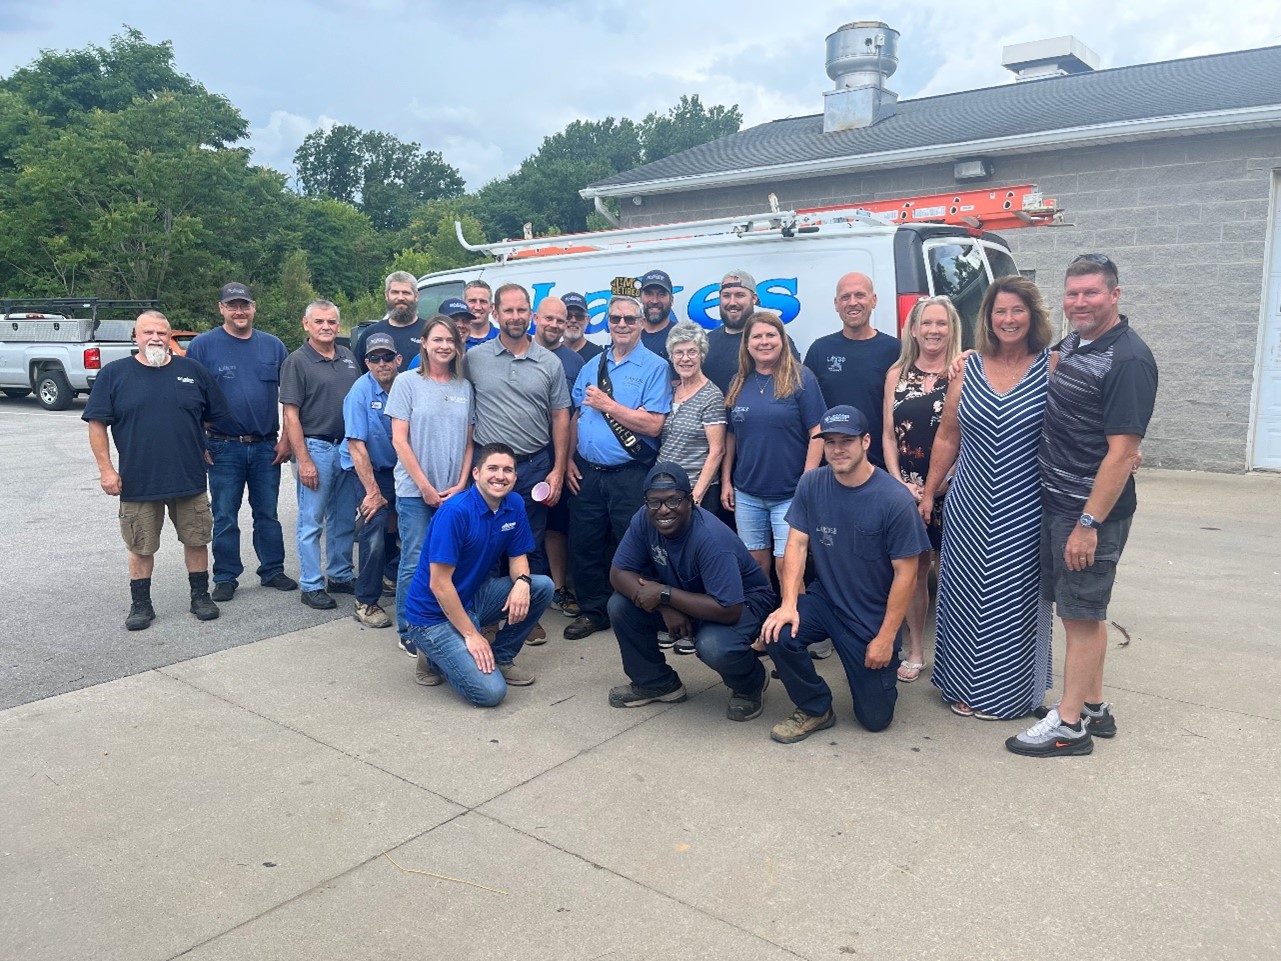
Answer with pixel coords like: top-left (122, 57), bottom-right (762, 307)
top-left (640, 94), bottom-right (742, 163)
top-left (294, 124), bottom-right (464, 232)
top-left (296, 197), bottom-right (386, 299)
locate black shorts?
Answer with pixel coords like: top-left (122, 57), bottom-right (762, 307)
top-left (1040, 512), bottom-right (1132, 621)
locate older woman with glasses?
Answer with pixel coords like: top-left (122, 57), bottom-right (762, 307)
top-left (920, 277), bottom-right (1055, 720)
top-left (658, 321), bottom-right (728, 511)
top-left (721, 312), bottom-right (827, 581)
top-left (881, 295), bottom-right (964, 683)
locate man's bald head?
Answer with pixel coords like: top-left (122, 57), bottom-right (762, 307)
top-left (534, 296), bottom-right (568, 350)
top-left (834, 272), bottom-right (878, 340)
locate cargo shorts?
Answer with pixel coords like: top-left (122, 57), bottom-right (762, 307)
top-left (1040, 511), bottom-right (1133, 621)
top-left (119, 493), bottom-right (213, 556)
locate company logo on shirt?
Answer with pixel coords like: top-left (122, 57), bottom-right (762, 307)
top-left (826, 355), bottom-right (845, 372)
top-left (731, 406), bottom-right (748, 423)
top-left (343, 359), bottom-right (357, 369)
top-left (215, 364), bottom-right (237, 380)
top-left (176, 375), bottom-right (196, 385)
top-left (817, 525), bottom-right (837, 547)
top-left (650, 545), bottom-right (669, 567)
top-left (501, 521), bottom-right (517, 532)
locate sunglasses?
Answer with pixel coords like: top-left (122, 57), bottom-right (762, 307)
top-left (1071, 253), bottom-right (1119, 281)
top-left (367, 353), bottom-right (397, 364)
top-left (608, 314), bottom-right (640, 326)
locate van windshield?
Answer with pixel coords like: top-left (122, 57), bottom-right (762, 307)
top-left (417, 282), bottom-right (467, 320)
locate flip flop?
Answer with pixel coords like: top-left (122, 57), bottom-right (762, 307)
top-left (897, 660), bottom-right (926, 683)
top-left (950, 701), bottom-right (975, 717)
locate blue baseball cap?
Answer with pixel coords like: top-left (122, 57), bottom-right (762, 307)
top-left (562, 292), bottom-right (588, 312)
top-left (640, 269), bottom-right (672, 292)
top-left (439, 297), bottom-right (471, 317)
top-left (815, 405), bottom-right (869, 438)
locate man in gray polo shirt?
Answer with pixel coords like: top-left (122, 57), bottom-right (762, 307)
top-left (467, 284), bottom-right (571, 595)
top-left (280, 299), bottom-right (362, 610)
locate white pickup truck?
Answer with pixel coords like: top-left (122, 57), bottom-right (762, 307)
top-left (0, 299), bottom-right (157, 410)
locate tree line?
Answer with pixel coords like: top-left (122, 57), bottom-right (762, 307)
top-left (0, 28), bottom-right (741, 347)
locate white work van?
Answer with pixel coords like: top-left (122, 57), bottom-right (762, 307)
top-left (414, 200), bottom-right (1034, 355)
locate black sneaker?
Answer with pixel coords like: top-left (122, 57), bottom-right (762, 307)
top-left (301, 589), bottom-right (336, 610)
top-left (326, 579), bottom-right (355, 595)
top-left (564, 615), bottom-right (608, 640)
top-left (125, 601), bottom-right (155, 631)
top-left (1033, 702), bottom-right (1116, 739)
top-left (190, 592), bottom-right (220, 621)
top-left (211, 580), bottom-right (238, 602)
top-left (657, 631), bottom-right (675, 650)
top-left (263, 573), bottom-right (298, 591)
top-left (552, 587), bottom-right (580, 618)
top-left (608, 677), bottom-right (687, 708)
top-left (1006, 708), bottom-right (1093, 757)
top-left (673, 636), bottom-right (696, 656)
top-left (727, 669), bottom-right (770, 722)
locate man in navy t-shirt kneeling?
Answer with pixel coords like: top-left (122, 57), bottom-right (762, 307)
top-left (402, 443), bottom-right (554, 706)
top-left (607, 462), bottom-right (778, 721)
top-left (762, 406), bottom-right (931, 743)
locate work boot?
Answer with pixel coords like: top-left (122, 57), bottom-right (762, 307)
top-left (188, 572), bottom-right (220, 621)
top-left (126, 578), bottom-right (155, 631)
top-left (211, 579), bottom-right (238, 602)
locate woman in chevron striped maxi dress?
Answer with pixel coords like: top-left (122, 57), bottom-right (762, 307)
top-left (919, 276), bottom-right (1055, 720)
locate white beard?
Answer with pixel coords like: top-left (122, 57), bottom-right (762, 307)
top-left (143, 346), bottom-right (168, 366)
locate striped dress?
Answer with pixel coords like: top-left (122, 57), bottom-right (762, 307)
top-left (932, 350), bottom-right (1053, 718)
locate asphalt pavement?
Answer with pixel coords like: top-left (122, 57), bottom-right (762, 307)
top-left (2, 393), bottom-right (1279, 960)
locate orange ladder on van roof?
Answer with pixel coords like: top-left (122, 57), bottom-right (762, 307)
top-left (796, 184), bottom-right (1060, 232)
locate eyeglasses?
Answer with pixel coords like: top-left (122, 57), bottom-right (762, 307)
top-left (367, 353), bottom-right (397, 364)
top-left (608, 314), bottom-right (640, 326)
top-left (644, 494), bottom-right (688, 511)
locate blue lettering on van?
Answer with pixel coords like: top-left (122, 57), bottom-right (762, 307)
top-left (686, 277), bottom-right (800, 327)
top-left (530, 282), bottom-right (555, 310)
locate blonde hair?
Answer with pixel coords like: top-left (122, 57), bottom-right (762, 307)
top-left (896, 295), bottom-right (962, 372)
top-left (725, 313), bottom-right (802, 406)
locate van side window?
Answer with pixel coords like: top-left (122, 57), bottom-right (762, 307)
top-left (417, 283), bottom-right (467, 320)
top-left (926, 241), bottom-right (988, 349)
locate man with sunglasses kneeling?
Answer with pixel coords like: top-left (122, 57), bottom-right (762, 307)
top-left (607, 462), bottom-right (778, 721)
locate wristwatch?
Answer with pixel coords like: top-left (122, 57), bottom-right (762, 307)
top-left (1078, 513), bottom-right (1098, 529)
top-left (659, 586), bottom-right (672, 605)
top-left (515, 574), bottom-right (532, 586)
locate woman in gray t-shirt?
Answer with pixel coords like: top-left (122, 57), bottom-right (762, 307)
top-left (658, 321), bottom-right (727, 508)
top-left (387, 316), bottom-right (474, 653)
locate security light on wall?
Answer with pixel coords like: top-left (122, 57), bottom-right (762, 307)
top-left (631, 196), bottom-right (643, 206)
top-left (954, 159), bottom-right (992, 181)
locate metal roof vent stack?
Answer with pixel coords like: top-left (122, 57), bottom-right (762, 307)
top-left (1001, 36), bottom-right (1099, 81)
top-left (823, 21), bottom-right (900, 133)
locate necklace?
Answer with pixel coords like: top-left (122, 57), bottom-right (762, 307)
top-left (754, 372), bottom-right (772, 395)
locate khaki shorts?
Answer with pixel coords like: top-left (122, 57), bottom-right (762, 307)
top-left (119, 494), bottom-right (213, 556)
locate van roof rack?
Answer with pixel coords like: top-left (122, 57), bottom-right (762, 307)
top-left (455, 184), bottom-right (1062, 263)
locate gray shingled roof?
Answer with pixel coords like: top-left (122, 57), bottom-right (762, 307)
top-left (586, 44), bottom-right (1281, 191)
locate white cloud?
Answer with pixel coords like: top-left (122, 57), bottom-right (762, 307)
top-left (246, 110), bottom-right (342, 174)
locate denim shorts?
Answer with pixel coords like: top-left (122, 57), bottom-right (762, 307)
top-left (734, 490), bottom-right (792, 557)
top-left (1040, 512), bottom-right (1133, 621)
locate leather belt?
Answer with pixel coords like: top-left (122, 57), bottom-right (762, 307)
top-left (304, 434), bottom-right (343, 445)
top-left (207, 430), bottom-right (276, 444)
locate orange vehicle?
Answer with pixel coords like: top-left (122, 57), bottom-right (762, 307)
top-left (168, 330), bottom-right (199, 357)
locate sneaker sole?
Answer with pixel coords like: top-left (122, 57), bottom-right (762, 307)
top-left (609, 686), bottom-right (687, 708)
top-left (770, 711), bottom-right (836, 744)
top-left (1005, 735), bottom-right (1094, 757)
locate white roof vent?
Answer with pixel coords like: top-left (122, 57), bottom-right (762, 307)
top-left (1002, 36), bottom-right (1100, 81)
top-left (823, 21), bottom-right (900, 133)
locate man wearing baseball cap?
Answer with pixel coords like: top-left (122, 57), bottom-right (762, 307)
top-left (186, 282), bottom-right (297, 602)
top-left (606, 462), bottom-right (777, 719)
top-left (638, 269), bottom-right (677, 360)
top-left (561, 292), bottom-right (603, 361)
top-left (761, 405), bottom-right (930, 743)
top-left (340, 333), bottom-right (403, 628)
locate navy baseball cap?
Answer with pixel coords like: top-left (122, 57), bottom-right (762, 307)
top-left (643, 461), bottom-right (693, 494)
top-left (640, 269), bottom-right (673, 293)
top-left (220, 282), bottom-right (253, 303)
top-left (439, 297), bottom-right (471, 318)
top-left (562, 292), bottom-right (588, 312)
top-left (815, 405), bottom-right (869, 438)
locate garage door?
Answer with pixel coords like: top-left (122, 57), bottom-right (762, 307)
top-left (1251, 172), bottom-right (1281, 470)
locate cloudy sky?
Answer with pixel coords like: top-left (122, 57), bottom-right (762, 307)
top-left (2, 0), bottom-right (1279, 190)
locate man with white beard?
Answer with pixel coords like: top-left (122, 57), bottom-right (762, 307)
top-left (84, 310), bottom-right (230, 631)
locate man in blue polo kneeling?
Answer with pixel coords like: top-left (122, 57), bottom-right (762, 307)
top-left (402, 442), bottom-right (554, 706)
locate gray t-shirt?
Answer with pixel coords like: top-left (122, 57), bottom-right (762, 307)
top-left (466, 337), bottom-right (570, 455)
top-left (658, 380), bottom-right (727, 481)
top-left (385, 371), bottom-right (474, 498)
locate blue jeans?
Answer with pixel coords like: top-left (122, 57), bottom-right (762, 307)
top-left (396, 494), bottom-right (437, 642)
top-left (407, 574), bottom-right (554, 707)
top-left (764, 589), bottom-right (900, 732)
top-left (607, 591), bottom-right (767, 694)
top-left (734, 490), bottom-right (792, 557)
top-left (510, 446), bottom-right (552, 577)
top-left (206, 437), bottom-right (285, 584)
top-left (353, 467), bottom-right (398, 606)
top-left (294, 439), bottom-right (357, 592)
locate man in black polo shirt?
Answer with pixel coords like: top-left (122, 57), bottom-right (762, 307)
top-left (1008, 254), bottom-right (1157, 758)
top-left (280, 299), bottom-right (362, 610)
top-left (84, 310), bottom-right (229, 630)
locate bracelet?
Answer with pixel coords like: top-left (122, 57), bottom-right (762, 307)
top-left (515, 574), bottom-right (532, 586)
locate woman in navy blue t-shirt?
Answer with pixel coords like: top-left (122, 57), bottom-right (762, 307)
top-left (720, 312), bottom-right (827, 579)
